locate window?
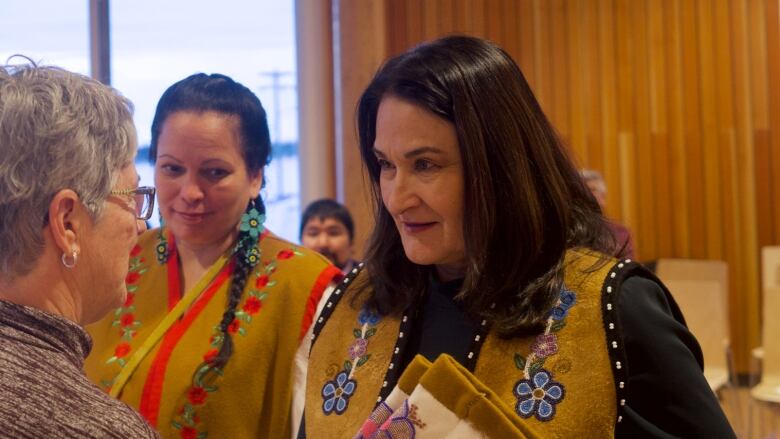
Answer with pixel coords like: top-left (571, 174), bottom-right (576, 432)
top-left (0, 2), bottom-right (89, 73)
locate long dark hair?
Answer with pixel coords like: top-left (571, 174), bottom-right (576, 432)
top-left (357, 35), bottom-right (616, 336)
top-left (150, 73), bottom-right (271, 370)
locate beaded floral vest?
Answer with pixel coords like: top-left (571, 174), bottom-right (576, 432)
top-left (305, 250), bottom-right (631, 438)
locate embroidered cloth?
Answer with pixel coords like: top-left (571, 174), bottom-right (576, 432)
top-left (85, 228), bottom-right (340, 438)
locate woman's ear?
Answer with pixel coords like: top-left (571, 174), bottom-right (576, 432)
top-left (46, 189), bottom-right (83, 256)
top-left (248, 169), bottom-right (264, 200)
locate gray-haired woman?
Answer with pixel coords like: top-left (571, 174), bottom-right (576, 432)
top-left (0, 61), bottom-right (159, 438)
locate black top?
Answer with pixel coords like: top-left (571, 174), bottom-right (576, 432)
top-left (398, 275), bottom-right (735, 438)
top-left (400, 276), bottom-right (479, 369)
top-left (0, 299), bottom-right (159, 439)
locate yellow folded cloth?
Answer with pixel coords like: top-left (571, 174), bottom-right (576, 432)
top-left (355, 354), bottom-right (541, 438)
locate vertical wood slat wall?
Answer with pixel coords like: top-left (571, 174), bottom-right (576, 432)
top-left (323, 0), bottom-right (780, 372)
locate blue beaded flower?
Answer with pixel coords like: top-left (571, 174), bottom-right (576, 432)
top-left (322, 370), bottom-right (357, 415)
top-left (559, 290), bottom-right (576, 309)
top-left (239, 208), bottom-right (265, 238)
top-left (551, 289), bottom-right (577, 320)
top-left (358, 307), bottom-right (380, 326)
top-left (514, 368), bottom-right (565, 421)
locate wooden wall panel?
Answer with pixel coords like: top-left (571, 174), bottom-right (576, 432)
top-left (318, 0), bottom-right (780, 372)
top-left (614, 0), bottom-right (640, 252)
top-left (582, 0), bottom-right (603, 175)
top-left (767, 0), bottom-right (780, 248)
top-left (598, 0), bottom-right (621, 221)
top-left (665, 0), bottom-right (691, 257)
top-left (649, 1), bottom-right (672, 257)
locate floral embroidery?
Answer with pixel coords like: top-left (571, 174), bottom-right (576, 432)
top-left (511, 287), bottom-right (576, 421)
top-left (171, 244), bottom-right (304, 437)
top-left (531, 333), bottom-right (558, 358)
top-left (321, 306), bottom-right (381, 415)
top-left (550, 290), bottom-right (575, 321)
top-left (348, 338), bottom-right (368, 360)
top-left (358, 308), bottom-right (381, 326)
top-left (514, 368), bottom-right (565, 421)
top-left (114, 342), bottom-right (132, 359)
top-left (187, 387), bottom-right (208, 405)
top-left (255, 274), bottom-right (270, 289)
top-left (278, 249), bottom-right (295, 260)
top-left (242, 296), bottom-right (263, 315)
top-left (322, 371), bottom-right (357, 415)
top-left (101, 244), bottom-right (147, 390)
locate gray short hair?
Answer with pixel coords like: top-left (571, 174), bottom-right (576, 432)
top-left (0, 60), bottom-right (137, 278)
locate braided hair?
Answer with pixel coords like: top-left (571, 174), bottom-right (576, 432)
top-left (209, 194), bottom-right (265, 371)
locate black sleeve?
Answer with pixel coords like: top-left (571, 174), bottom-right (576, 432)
top-left (615, 275), bottom-right (736, 439)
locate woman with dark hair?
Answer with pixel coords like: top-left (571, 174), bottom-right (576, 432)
top-left (85, 73), bottom-right (341, 438)
top-left (302, 36), bottom-right (735, 438)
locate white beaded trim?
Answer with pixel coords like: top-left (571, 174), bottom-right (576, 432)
top-left (603, 258), bottom-right (633, 424)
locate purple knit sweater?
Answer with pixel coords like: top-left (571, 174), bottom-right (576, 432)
top-left (0, 299), bottom-right (159, 438)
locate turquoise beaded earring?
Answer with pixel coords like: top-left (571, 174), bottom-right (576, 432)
top-left (238, 199), bottom-right (265, 267)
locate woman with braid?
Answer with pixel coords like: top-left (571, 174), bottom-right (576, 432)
top-left (85, 73), bottom-right (341, 438)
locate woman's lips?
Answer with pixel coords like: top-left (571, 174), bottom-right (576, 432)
top-left (402, 221), bottom-right (436, 233)
top-left (175, 210), bottom-right (211, 223)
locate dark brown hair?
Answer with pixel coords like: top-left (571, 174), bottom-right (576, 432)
top-left (356, 35), bottom-right (616, 336)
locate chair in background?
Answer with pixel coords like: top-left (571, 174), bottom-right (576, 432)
top-left (749, 284), bottom-right (780, 436)
top-left (655, 259), bottom-right (732, 392)
top-left (749, 267), bottom-right (780, 436)
top-left (655, 258), bottom-right (744, 434)
top-left (753, 247), bottom-right (780, 374)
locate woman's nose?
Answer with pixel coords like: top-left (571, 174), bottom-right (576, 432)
top-left (180, 177), bottom-right (205, 203)
top-left (384, 172), bottom-right (418, 215)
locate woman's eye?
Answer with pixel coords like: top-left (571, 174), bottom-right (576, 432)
top-left (160, 164), bottom-right (184, 175)
top-left (204, 168), bottom-right (230, 179)
top-left (376, 158), bottom-right (394, 170)
top-left (414, 159), bottom-right (436, 171)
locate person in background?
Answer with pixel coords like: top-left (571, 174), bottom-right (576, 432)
top-left (301, 36), bottom-right (735, 438)
top-left (0, 61), bottom-right (158, 437)
top-left (300, 198), bottom-right (358, 273)
top-left (581, 169), bottom-right (636, 260)
top-left (84, 73), bottom-right (341, 438)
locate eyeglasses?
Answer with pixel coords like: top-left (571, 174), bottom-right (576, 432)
top-left (110, 186), bottom-right (156, 221)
